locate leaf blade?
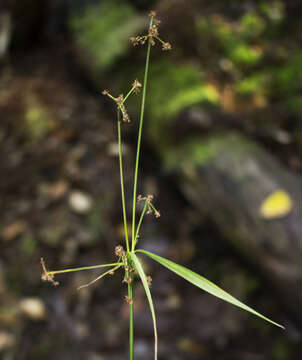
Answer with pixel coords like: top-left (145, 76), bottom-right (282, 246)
top-left (137, 249), bottom-right (284, 330)
top-left (131, 253), bottom-right (158, 360)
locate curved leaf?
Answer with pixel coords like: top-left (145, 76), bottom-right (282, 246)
top-left (131, 253), bottom-right (158, 360)
top-left (136, 249), bottom-right (284, 330)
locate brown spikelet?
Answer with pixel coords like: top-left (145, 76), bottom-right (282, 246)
top-left (162, 42), bottom-right (172, 51)
top-left (149, 10), bottom-right (156, 17)
top-left (115, 245), bottom-right (125, 257)
top-left (40, 258), bottom-right (59, 286)
top-left (125, 295), bottom-right (133, 304)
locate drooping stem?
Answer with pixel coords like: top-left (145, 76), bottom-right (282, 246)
top-left (77, 264), bottom-right (122, 291)
top-left (117, 110), bottom-right (130, 252)
top-left (131, 16), bottom-right (154, 252)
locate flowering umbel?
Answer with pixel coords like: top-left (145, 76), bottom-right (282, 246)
top-left (130, 11), bottom-right (171, 51)
top-left (138, 194), bottom-right (161, 218)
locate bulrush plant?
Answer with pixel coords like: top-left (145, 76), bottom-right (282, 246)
top-left (41, 11), bottom-right (284, 360)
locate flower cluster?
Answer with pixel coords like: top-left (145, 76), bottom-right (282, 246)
top-left (130, 11), bottom-right (171, 51)
top-left (138, 194), bottom-right (161, 218)
top-left (40, 258), bottom-right (59, 286)
top-left (102, 79), bottom-right (142, 123)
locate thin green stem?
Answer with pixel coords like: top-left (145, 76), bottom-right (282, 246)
top-left (134, 201), bottom-right (147, 248)
top-left (48, 263), bottom-right (122, 275)
top-left (131, 16), bottom-right (154, 252)
top-left (77, 264), bottom-right (122, 290)
top-left (117, 110), bottom-right (130, 252)
top-left (123, 85), bottom-right (136, 103)
top-left (154, 36), bottom-right (165, 45)
top-left (128, 278), bottom-right (134, 360)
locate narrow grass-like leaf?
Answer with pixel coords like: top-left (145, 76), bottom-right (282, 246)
top-left (137, 249), bottom-right (284, 330)
top-left (131, 253), bottom-right (158, 360)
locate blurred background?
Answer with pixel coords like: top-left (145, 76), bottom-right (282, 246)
top-left (1, 0), bottom-right (302, 359)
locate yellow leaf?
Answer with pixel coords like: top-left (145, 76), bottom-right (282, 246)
top-left (260, 190), bottom-right (293, 219)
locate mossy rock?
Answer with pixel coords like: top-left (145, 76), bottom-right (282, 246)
top-left (163, 133), bottom-right (252, 173)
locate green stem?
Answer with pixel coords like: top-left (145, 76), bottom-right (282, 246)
top-left (128, 279), bottom-right (134, 360)
top-left (48, 263), bottom-right (121, 275)
top-left (123, 85), bottom-right (136, 103)
top-left (134, 201), bottom-right (147, 248)
top-left (117, 110), bottom-right (130, 252)
top-left (131, 17), bottom-right (154, 252)
top-left (77, 264), bottom-right (122, 290)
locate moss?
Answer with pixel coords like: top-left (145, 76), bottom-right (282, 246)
top-left (236, 73), bottom-right (268, 95)
top-left (163, 134), bottom-right (253, 172)
top-left (272, 52), bottom-right (302, 93)
top-left (229, 43), bottom-right (263, 67)
top-left (197, 13), bottom-right (266, 69)
top-left (239, 13), bottom-right (266, 38)
top-left (260, 0), bottom-right (285, 22)
top-left (164, 136), bottom-right (225, 171)
top-left (69, 0), bottom-right (144, 70)
top-left (22, 235), bottom-right (36, 255)
top-left (24, 106), bottom-right (53, 140)
top-left (146, 60), bottom-right (219, 146)
top-left (286, 95), bottom-right (302, 112)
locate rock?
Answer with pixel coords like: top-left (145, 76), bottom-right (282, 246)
top-left (174, 132), bottom-right (302, 324)
top-left (69, 191), bottom-right (93, 214)
top-left (0, 331), bottom-right (14, 351)
top-left (19, 298), bottom-right (46, 320)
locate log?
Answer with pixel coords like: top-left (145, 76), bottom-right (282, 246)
top-left (171, 132), bottom-right (302, 323)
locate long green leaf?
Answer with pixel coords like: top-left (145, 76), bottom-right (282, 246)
top-left (136, 249), bottom-right (284, 330)
top-left (131, 253), bottom-right (158, 360)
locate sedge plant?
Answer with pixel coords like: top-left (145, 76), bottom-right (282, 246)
top-left (41, 11), bottom-right (284, 360)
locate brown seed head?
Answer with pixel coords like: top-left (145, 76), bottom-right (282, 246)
top-left (130, 36), bottom-right (140, 46)
top-left (150, 37), bottom-right (156, 46)
top-left (140, 37), bottom-right (147, 45)
top-left (122, 111), bottom-right (130, 123)
top-left (147, 194), bottom-right (154, 202)
top-left (147, 276), bottom-right (152, 287)
top-left (149, 24), bottom-right (159, 38)
top-left (123, 276), bottom-right (132, 284)
top-left (116, 94), bottom-right (124, 106)
top-left (40, 258), bottom-right (59, 286)
top-left (162, 42), bottom-right (172, 51)
top-left (125, 295), bottom-right (133, 304)
top-left (115, 245), bottom-right (124, 257)
top-left (133, 79), bottom-right (142, 94)
top-left (149, 10), bottom-right (156, 17)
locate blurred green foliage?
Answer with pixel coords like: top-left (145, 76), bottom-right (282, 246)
top-left (164, 134), bottom-right (251, 171)
top-left (236, 73), bottom-right (268, 95)
top-left (147, 60), bottom-right (219, 145)
top-left (69, 0), bottom-right (144, 70)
